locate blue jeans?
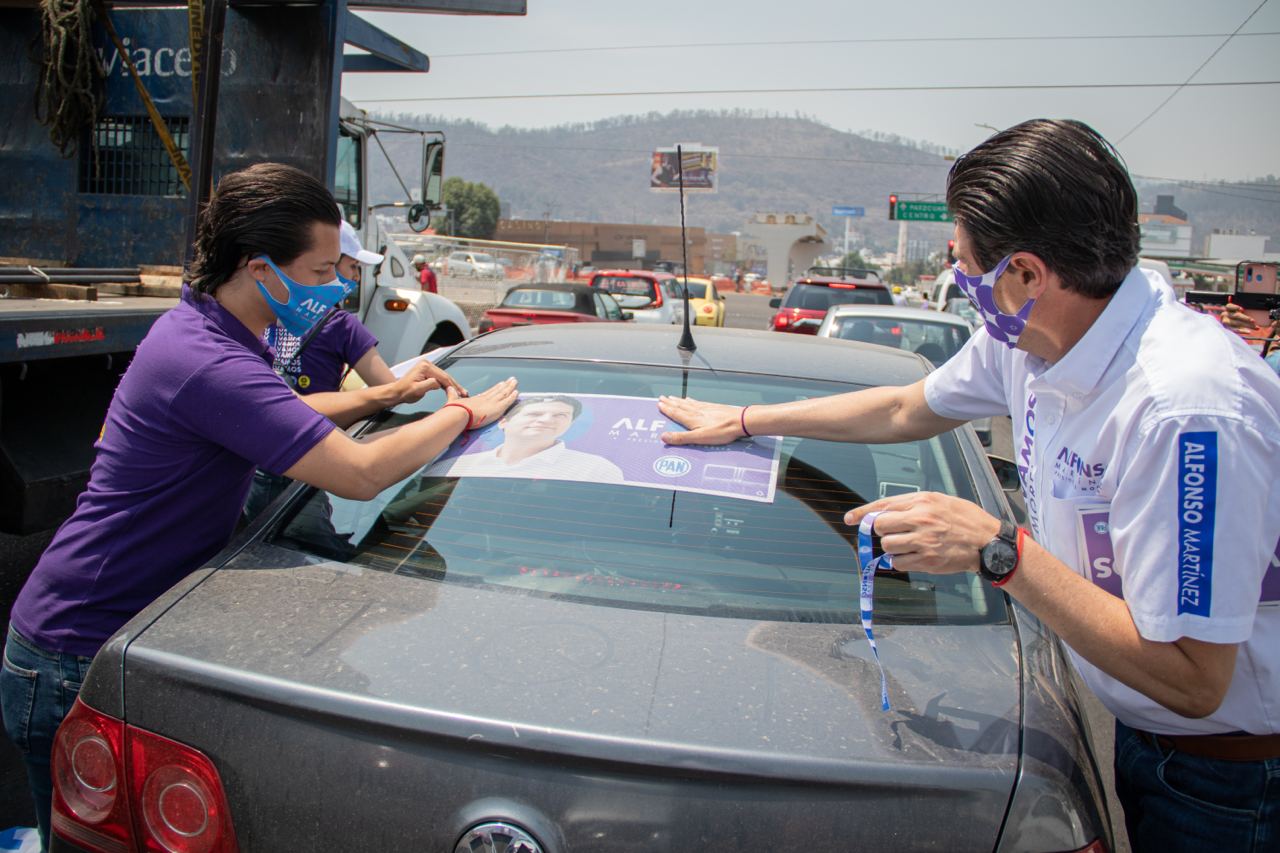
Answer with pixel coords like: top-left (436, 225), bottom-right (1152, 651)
top-left (0, 627), bottom-right (94, 853)
top-left (1115, 720), bottom-right (1280, 852)
top-left (243, 468), bottom-right (290, 522)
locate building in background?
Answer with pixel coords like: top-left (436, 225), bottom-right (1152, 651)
top-left (495, 219), bottom-right (742, 274)
top-left (1203, 230), bottom-right (1279, 261)
top-left (1138, 196), bottom-right (1193, 259)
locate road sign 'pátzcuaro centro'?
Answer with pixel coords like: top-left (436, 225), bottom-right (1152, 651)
top-left (887, 196), bottom-right (953, 222)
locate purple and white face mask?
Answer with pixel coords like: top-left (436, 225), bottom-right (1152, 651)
top-left (953, 255), bottom-right (1034, 349)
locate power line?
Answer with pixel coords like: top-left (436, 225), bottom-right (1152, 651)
top-left (357, 79), bottom-right (1280, 104)
top-left (431, 31), bottom-right (1280, 60)
top-left (1134, 174), bottom-right (1280, 194)
top-left (1131, 179), bottom-right (1280, 204)
top-left (1116, 0), bottom-right (1272, 143)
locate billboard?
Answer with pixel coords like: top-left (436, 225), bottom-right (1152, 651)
top-left (650, 147), bottom-right (718, 192)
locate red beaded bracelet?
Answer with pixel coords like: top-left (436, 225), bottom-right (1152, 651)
top-left (440, 402), bottom-right (475, 430)
top-left (740, 405), bottom-right (752, 438)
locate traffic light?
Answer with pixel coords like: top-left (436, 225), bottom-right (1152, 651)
top-left (947, 239), bottom-right (956, 265)
top-left (888, 194), bottom-right (898, 221)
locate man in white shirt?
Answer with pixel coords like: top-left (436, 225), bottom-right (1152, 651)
top-left (429, 395), bottom-right (624, 483)
top-left (657, 119), bottom-right (1280, 852)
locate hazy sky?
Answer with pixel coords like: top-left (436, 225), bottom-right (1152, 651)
top-left (344, 0), bottom-right (1280, 182)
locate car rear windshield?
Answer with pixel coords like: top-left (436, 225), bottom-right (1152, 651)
top-left (501, 289), bottom-right (579, 310)
top-left (831, 317), bottom-right (972, 367)
top-left (274, 358), bottom-right (1004, 627)
top-left (783, 283), bottom-right (892, 311)
top-left (594, 276), bottom-right (655, 298)
top-left (680, 282), bottom-right (709, 299)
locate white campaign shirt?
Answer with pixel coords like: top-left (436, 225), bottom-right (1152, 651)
top-left (427, 441), bottom-right (626, 483)
top-left (925, 266), bottom-right (1280, 736)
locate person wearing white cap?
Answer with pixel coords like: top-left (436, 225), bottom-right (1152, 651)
top-left (243, 219), bottom-right (459, 519)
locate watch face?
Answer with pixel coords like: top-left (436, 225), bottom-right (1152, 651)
top-left (982, 539), bottom-right (1018, 576)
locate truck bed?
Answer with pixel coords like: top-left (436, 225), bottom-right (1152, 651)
top-left (0, 295), bottom-right (178, 364)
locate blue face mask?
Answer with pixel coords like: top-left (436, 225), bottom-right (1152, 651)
top-left (336, 271), bottom-right (359, 297)
top-left (254, 255), bottom-right (346, 337)
top-left (953, 254), bottom-right (1035, 349)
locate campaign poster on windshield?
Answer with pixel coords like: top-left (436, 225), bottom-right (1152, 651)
top-left (423, 393), bottom-right (781, 503)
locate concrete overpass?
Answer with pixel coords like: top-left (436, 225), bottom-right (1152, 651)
top-left (740, 212), bottom-right (828, 290)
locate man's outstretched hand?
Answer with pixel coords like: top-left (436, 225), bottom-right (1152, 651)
top-left (658, 396), bottom-right (746, 445)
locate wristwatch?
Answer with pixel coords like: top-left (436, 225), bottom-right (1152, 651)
top-left (978, 520), bottom-right (1022, 586)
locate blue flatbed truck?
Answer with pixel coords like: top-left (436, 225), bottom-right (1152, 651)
top-left (0, 0), bottom-right (525, 535)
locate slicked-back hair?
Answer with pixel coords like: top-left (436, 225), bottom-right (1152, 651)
top-left (946, 119), bottom-right (1140, 299)
top-left (504, 395), bottom-right (584, 421)
top-left (186, 163), bottom-right (341, 296)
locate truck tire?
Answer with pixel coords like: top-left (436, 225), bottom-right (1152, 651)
top-left (421, 322), bottom-right (465, 353)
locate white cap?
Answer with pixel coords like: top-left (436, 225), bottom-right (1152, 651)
top-left (339, 220), bottom-right (383, 265)
top-left (412, 254), bottom-right (427, 266)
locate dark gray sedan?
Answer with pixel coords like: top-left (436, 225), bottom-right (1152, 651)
top-left (51, 325), bottom-right (1111, 853)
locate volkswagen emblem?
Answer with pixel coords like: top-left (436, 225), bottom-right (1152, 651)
top-left (455, 822), bottom-right (543, 853)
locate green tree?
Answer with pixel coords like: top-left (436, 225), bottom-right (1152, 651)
top-left (433, 177), bottom-right (501, 239)
top-left (838, 251), bottom-right (878, 273)
top-left (886, 259), bottom-right (928, 286)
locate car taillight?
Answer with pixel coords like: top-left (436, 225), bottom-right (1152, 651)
top-left (700, 305), bottom-right (713, 314)
top-left (51, 698), bottom-right (237, 853)
top-left (52, 700), bottom-right (131, 853)
top-left (827, 282), bottom-right (858, 289)
top-left (651, 286), bottom-right (663, 308)
top-left (477, 318), bottom-right (494, 333)
top-left (773, 313), bottom-right (790, 329)
top-left (128, 726), bottom-right (236, 853)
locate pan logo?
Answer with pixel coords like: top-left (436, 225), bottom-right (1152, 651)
top-left (653, 456), bottom-right (692, 477)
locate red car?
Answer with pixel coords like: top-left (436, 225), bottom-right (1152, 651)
top-left (769, 271), bottom-right (894, 334)
top-left (477, 283), bottom-right (630, 333)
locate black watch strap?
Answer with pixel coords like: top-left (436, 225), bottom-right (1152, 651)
top-left (978, 520), bottom-right (1020, 584)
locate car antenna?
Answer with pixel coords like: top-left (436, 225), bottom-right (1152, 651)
top-left (675, 144), bottom-right (696, 354)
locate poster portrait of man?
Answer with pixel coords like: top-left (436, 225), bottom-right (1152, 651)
top-left (427, 395), bottom-right (625, 482)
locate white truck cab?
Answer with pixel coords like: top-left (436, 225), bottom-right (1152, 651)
top-left (337, 99), bottom-right (472, 363)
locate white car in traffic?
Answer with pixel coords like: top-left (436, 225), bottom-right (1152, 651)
top-left (816, 304), bottom-right (993, 445)
top-left (445, 251), bottom-right (505, 279)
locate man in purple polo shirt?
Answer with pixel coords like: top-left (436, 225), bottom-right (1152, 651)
top-left (0, 163), bottom-right (517, 849)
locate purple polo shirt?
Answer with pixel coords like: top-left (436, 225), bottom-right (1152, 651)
top-left (266, 310), bottom-right (378, 395)
top-left (11, 286), bottom-right (336, 657)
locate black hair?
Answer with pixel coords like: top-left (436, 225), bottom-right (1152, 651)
top-left (504, 395), bottom-right (583, 421)
top-left (946, 119), bottom-right (1140, 299)
top-left (186, 163), bottom-right (341, 296)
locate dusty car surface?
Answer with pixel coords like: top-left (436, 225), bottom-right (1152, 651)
top-left (51, 325), bottom-right (1111, 853)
